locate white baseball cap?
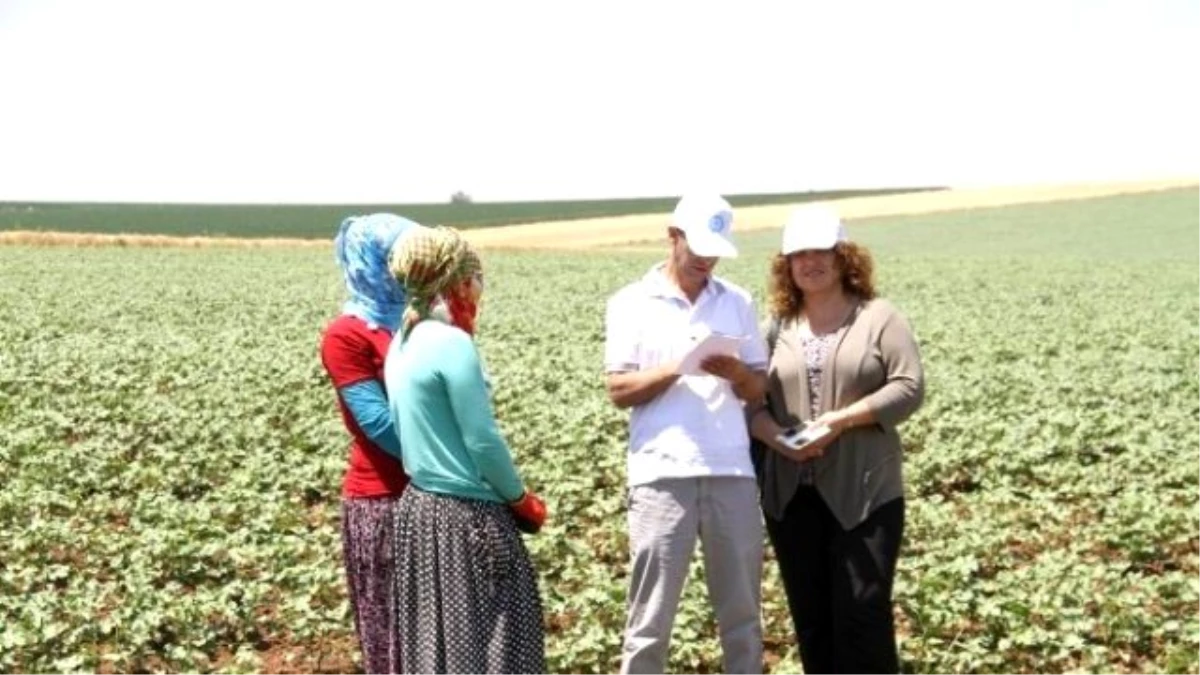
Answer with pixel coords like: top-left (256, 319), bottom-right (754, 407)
top-left (781, 204), bottom-right (848, 254)
top-left (671, 193), bottom-right (738, 258)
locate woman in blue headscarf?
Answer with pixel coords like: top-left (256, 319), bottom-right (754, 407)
top-left (319, 212), bottom-right (421, 674)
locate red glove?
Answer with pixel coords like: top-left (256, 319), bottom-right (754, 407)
top-left (509, 492), bottom-right (547, 534)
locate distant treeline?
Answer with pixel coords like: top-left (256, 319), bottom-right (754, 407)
top-left (0, 188), bottom-right (943, 239)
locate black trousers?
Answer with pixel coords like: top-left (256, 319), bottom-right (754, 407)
top-left (764, 486), bottom-right (905, 674)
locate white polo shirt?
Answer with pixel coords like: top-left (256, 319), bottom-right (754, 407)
top-left (605, 264), bottom-right (769, 486)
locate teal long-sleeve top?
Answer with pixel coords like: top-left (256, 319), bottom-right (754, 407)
top-left (384, 320), bottom-right (525, 503)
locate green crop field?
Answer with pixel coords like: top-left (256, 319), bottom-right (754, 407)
top-left (0, 188), bottom-right (935, 239)
top-left (1, 188), bottom-right (1196, 673)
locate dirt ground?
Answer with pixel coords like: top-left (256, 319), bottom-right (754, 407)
top-left (2, 178), bottom-right (1194, 249)
top-left (463, 178), bottom-right (1198, 251)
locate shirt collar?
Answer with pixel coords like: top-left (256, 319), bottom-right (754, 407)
top-left (642, 262), bottom-right (725, 302)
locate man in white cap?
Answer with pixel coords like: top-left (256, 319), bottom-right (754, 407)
top-left (604, 193), bottom-right (768, 674)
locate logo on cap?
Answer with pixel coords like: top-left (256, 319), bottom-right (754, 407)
top-left (708, 211), bottom-right (731, 233)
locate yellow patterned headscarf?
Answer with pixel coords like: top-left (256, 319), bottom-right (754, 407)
top-left (388, 226), bottom-right (481, 334)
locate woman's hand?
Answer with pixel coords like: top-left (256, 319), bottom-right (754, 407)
top-left (509, 492), bottom-right (547, 534)
top-left (789, 418), bottom-right (841, 458)
top-left (797, 402), bottom-right (876, 457)
top-left (776, 436), bottom-right (828, 463)
top-left (752, 408), bottom-right (828, 463)
top-left (811, 410), bottom-right (850, 435)
top-left (812, 401), bottom-right (874, 436)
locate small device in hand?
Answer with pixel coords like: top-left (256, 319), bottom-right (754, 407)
top-left (775, 424), bottom-right (832, 450)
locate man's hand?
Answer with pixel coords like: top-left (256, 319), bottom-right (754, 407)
top-left (605, 361), bottom-right (683, 409)
top-left (700, 354), bottom-right (744, 380)
top-left (701, 354), bottom-right (766, 402)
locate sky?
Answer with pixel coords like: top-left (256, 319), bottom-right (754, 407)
top-left (0, 0), bottom-right (1196, 204)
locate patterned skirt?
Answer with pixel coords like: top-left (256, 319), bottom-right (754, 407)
top-left (342, 495), bottom-right (404, 674)
top-left (393, 486), bottom-right (545, 674)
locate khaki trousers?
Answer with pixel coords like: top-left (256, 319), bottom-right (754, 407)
top-left (621, 476), bottom-right (764, 674)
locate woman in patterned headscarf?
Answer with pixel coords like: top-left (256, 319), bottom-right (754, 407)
top-left (384, 226), bottom-right (547, 674)
top-left (319, 212), bottom-right (421, 674)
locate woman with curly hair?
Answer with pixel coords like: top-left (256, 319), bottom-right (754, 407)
top-left (384, 226), bottom-right (546, 674)
top-left (747, 205), bottom-right (925, 674)
top-left (319, 213), bottom-right (422, 674)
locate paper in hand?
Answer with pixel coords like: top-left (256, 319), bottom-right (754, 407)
top-left (676, 329), bottom-right (746, 375)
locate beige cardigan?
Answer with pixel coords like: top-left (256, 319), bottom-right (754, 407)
top-left (750, 298), bottom-right (925, 530)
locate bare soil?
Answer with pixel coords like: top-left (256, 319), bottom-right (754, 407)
top-left (3, 179), bottom-right (1193, 249)
top-left (463, 178), bottom-right (1198, 251)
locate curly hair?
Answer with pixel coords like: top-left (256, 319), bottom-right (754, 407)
top-left (767, 242), bottom-right (877, 320)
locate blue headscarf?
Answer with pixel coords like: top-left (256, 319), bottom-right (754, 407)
top-left (334, 213), bottom-right (421, 332)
